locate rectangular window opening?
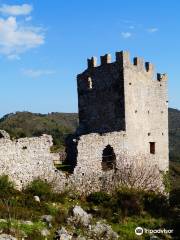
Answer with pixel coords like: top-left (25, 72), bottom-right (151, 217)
top-left (149, 142), bottom-right (155, 154)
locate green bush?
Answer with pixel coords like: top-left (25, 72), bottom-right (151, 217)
top-left (170, 188), bottom-right (180, 208)
top-left (162, 171), bottom-right (171, 193)
top-left (143, 191), bottom-right (169, 217)
top-left (115, 188), bottom-right (144, 217)
top-left (86, 191), bottom-right (110, 205)
top-left (54, 208), bottom-right (69, 225)
top-left (24, 179), bottom-right (52, 200)
top-left (86, 189), bottom-right (145, 221)
top-left (26, 231), bottom-right (44, 240)
top-left (0, 175), bottom-right (16, 197)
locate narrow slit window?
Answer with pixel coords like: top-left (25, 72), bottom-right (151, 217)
top-left (149, 142), bottom-right (155, 154)
top-left (88, 77), bottom-right (93, 89)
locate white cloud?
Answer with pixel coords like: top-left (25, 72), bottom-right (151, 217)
top-left (147, 28), bottom-right (158, 33)
top-left (121, 32), bottom-right (132, 38)
top-left (0, 4), bottom-right (32, 16)
top-left (22, 69), bottom-right (56, 78)
top-left (0, 16), bottom-right (45, 59)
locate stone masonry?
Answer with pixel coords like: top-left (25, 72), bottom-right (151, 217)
top-left (70, 51), bottom-right (169, 183)
top-left (0, 130), bottom-right (66, 190)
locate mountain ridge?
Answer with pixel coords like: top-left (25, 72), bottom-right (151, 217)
top-left (0, 108), bottom-right (179, 162)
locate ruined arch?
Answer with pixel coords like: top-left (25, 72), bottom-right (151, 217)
top-left (102, 145), bottom-right (116, 171)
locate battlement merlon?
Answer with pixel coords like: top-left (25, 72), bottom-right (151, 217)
top-left (87, 56), bottom-right (97, 68)
top-left (83, 51), bottom-right (166, 81)
top-left (100, 54), bottom-right (111, 65)
top-left (134, 57), bottom-right (144, 70)
top-left (157, 73), bottom-right (168, 82)
top-left (115, 51), bottom-right (131, 67)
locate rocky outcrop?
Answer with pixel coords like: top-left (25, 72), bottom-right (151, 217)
top-left (0, 234), bottom-right (17, 240)
top-left (90, 222), bottom-right (119, 239)
top-left (55, 227), bottom-right (72, 240)
top-left (68, 206), bottom-right (92, 227)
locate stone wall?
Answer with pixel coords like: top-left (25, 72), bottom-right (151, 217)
top-left (0, 129), bottom-right (164, 194)
top-left (68, 132), bottom-right (164, 194)
top-left (77, 54), bottom-right (125, 134)
top-left (123, 53), bottom-right (169, 171)
top-left (0, 130), bottom-right (67, 190)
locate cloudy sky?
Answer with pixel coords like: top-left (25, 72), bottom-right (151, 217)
top-left (0, 0), bottom-right (179, 116)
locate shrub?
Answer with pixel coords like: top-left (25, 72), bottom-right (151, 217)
top-left (0, 175), bottom-right (16, 197)
top-left (86, 191), bottom-right (110, 205)
top-left (143, 191), bottom-right (169, 217)
top-left (115, 188), bottom-right (144, 217)
top-left (54, 208), bottom-right (69, 225)
top-left (162, 171), bottom-right (171, 193)
top-left (0, 197), bottom-right (49, 221)
top-left (105, 153), bottom-right (163, 192)
top-left (170, 188), bottom-right (180, 208)
top-left (50, 191), bottom-right (68, 204)
top-left (24, 179), bottom-right (52, 200)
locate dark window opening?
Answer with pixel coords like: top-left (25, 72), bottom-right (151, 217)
top-left (149, 142), bottom-right (155, 154)
top-left (102, 145), bottom-right (116, 171)
top-left (22, 146), bottom-right (27, 150)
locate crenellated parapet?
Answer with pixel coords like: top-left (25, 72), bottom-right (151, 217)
top-left (87, 51), bottom-right (130, 68)
top-left (86, 51), bottom-right (167, 81)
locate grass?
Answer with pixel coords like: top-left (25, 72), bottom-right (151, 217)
top-left (0, 176), bottom-right (178, 239)
top-left (0, 219), bottom-right (46, 239)
top-left (111, 215), bottom-right (172, 240)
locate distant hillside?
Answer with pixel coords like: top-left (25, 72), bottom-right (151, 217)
top-left (0, 111), bottom-right (78, 149)
top-left (169, 108), bottom-right (180, 162)
top-left (0, 108), bottom-right (179, 161)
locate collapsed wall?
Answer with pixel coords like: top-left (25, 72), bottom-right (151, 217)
top-left (67, 132), bottom-right (164, 195)
top-left (0, 129), bottom-right (164, 194)
top-left (0, 130), bottom-right (66, 190)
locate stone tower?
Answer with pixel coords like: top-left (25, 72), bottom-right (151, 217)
top-left (68, 51), bottom-right (169, 183)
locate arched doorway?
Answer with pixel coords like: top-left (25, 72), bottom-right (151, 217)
top-left (102, 145), bottom-right (116, 171)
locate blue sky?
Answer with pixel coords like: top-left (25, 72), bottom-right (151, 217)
top-left (0, 0), bottom-right (179, 117)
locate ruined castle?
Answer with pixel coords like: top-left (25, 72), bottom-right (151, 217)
top-left (71, 51), bottom-right (169, 176)
top-left (0, 51), bottom-right (169, 192)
